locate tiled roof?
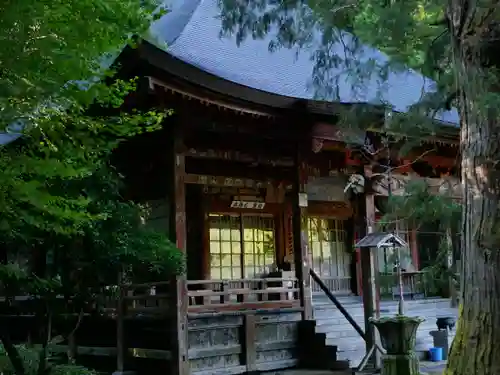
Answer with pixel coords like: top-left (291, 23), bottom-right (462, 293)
top-left (0, 133), bottom-right (21, 146)
top-left (149, 0), bottom-right (459, 126)
top-left (1, 0), bottom-right (459, 147)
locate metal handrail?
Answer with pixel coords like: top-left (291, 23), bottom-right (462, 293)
top-left (309, 268), bottom-right (367, 342)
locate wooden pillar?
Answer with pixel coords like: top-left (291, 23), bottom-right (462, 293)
top-left (114, 274), bottom-right (128, 375)
top-left (363, 165), bottom-right (380, 310)
top-left (364, 165), bottom-right (376, 238)
top-left (354, 195), bottom-right (365, 296)
top-left (291, 156), bottom-right (313, 320)
top-left (360, 164), bottom-right (381, 367)
top-left (360, 247), bottom-right (382, 367)
top-left (171, 135), bottom-right (189, 375)
top-left (243, 314), bottom-right (257, 372)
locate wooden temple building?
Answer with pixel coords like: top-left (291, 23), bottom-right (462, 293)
top-left (3, 1), bottom-right (461, 374)
top-left (103, 28), bottom-right (460, 374)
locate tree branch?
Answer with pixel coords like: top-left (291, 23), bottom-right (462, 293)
top-left (386, 148), bottom-right (437, 173)
top-left (67, 309), bottom-right (84, 363)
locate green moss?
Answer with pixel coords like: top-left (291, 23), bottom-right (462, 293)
top-left (381, 353), bottom-right (419, 375)
top-left (370, 315), bottom-right (425, 324)
top-left (444, 305), bottom-right (497, 375)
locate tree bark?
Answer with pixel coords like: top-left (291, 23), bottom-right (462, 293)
top-left (445, 2), bottom-right (500, 374)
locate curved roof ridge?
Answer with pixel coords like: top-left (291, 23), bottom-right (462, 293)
top-left (149, 0), bottom-right (202, 46)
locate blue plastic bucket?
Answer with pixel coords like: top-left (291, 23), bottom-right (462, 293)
top-left (429, 347), bottom-right (443, 362)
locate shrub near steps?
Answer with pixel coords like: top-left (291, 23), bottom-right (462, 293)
top-left (312, 298), bottom-right (458, 367)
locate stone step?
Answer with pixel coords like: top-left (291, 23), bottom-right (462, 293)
top-left (313, 313), bottom-right (457, 325)
top-left (312, 297), bottom-right (457, 367)
top-left (325, 331), bottom-right (456, 347)
top-left (314, 314), bottom-right (455, 329)
top-left (312, 297), bottom-right (452, 309)
top-left (313, 301), bottom-right (455, 314)
top-left (313, 299), bottom-right (454, 309)
top-left (316, 323), bottom-right (456, 339)
top-left (313, 307), bottom-right (457, 320)
top-left (325, 331), bottom-right (456, 366)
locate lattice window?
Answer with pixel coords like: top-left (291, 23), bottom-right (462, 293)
top-left (208, 214), bottom-right (276, 280)
top-left (209, 214), bottom-right (241, 280)
top-left (307, 217), bottom-right (349, 278)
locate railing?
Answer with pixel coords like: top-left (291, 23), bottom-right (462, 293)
top-left (310, 268), bottom-right (385, 371)
top-left (309, 269), bottom-right (366, 340)
top-left (0, 282), bottom-right (176, 370)
top-left (310, 276), bottom-right (352, 294)
top-left (102, 281), bottom-right (173, 317)
top-left (187, 277), bottom-right (300, 313)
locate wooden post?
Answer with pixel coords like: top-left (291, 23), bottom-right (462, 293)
top-left (361, 164), bottom-right (381, 368)
top-left (360, 246), bottom-right (382, 368)
top-left (171, 135), bottom-right (189, 375)
top-left (114, 275), bottom-right (129, 375)
top-left (292, 156), bottom-right (313, 320)
top-left (354, 195), bottom-right (365, 297)
top-left (243, 314), bottom-right (257, 373)
top-left (363, 165), bottom-right (380, 312)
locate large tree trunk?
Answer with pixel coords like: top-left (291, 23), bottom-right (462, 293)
top-left (445, 2), bottom-right (500, 374)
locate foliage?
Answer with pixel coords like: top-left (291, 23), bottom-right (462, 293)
top-left (0, 0), bottom-right (169, 238)
top-left (0, 0), bottom-right (165, 128)
top-left (379, 179), bottom-right (461, 229)
top-left (0, 163), bottom-right (184, 375)
top-left (0, 2), bottom-right (182, 375)
top-left (0, 344), bottom-right (98, 375)
top-left (60, 165), bottom-right (186, 285)
top-left (219, 0), bottom-right (456, 131)
top-left (377, 180), bottom-right (460, 295)
top-left (379, 180), bottom-right (461, 242)
top-left (0, 83), bottom-right (166, 239)
top-left (218, 1), bottom-right (500, 373)
top-left (0, 164), bottom-right (185, 296)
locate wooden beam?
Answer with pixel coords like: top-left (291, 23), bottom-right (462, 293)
top-left (183, 148), bottom-right (294, 167)
top-left (171, 134), bottom-right (189, 375)
top-left (291, 155), bottom-right (313, 320)
top-left (184, 173), bottom-right (292, 189)
top-left (50, 345), bottom-right (171, 360)
top-left (149, 76), bottom-right (274, 118)
top-left (371, 174), bottom-right (461, 198)
top-left (306, 201), bottom-right (353, 219)
top-left (360, 164), bottom-right (381, 368)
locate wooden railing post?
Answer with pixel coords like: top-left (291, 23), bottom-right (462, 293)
top-left (114, 281), bottom-right (128, 375)
top-left (220, 281), bottom-right (229, 304)
top-left (260, 280), bottom-right (268, 301)
top-left (171, 277), bottom-right (188, 375)
top-left (243, 314), bottom-right (257, 373)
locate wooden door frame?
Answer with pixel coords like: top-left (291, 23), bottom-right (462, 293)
top-left (203, 197), bottom-right (286, 280)
top-left (305, 211), bottom-right (354, 295)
